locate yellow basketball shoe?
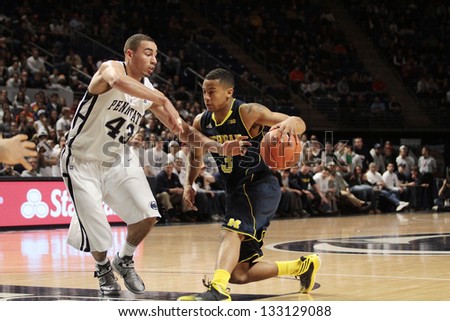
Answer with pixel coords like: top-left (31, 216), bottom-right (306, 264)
top-left (177, 278), bottom-right (231, 301)
top-left (295, 254), bottom-right (321, 293)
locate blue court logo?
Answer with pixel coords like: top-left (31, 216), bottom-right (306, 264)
top-left (266, 233), bottom-right (450, 255)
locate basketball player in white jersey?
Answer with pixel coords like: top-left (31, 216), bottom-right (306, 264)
top-left (61, 34), bottom-right (187, 295)
top-left (61, 34), bottom-right (247, 296)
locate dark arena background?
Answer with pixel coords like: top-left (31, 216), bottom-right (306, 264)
top-left (1, 0), bottom-right (450, 316)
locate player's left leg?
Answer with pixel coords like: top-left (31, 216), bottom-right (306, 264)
top-left (229, 252), bottom-right (321, 293)
top-left (105, 166), bottom-right (161, 294)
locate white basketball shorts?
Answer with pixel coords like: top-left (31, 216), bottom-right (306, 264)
top-left (61, 148), bottom-right (160, 252)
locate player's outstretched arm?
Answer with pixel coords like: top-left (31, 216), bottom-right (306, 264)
top-left (0, 135), bottom-right (37, 170)
top-left (93, 60), bottom-right (183, 133)
top-left (239, 103), bottom-right (306, 144)
top-left (149, 111), bottom-right (249, 157)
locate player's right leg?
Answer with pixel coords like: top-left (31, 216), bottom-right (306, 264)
top-left (94, 252), bottom-right (121, 295)
top-left (62, 153), bottom-right (120, 295)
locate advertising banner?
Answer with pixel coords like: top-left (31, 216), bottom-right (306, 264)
top-left (0, 180), bottom-right (122, 227)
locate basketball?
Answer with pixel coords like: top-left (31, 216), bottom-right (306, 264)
top-left (260, 129), bottom-right (302, 170)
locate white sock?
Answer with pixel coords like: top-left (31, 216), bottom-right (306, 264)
top-left (119, 242), bottom-right (137, 258)
top-left (96, 258), bottom-right (109, 266)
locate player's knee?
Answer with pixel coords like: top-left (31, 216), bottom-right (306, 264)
top-left (229, 271), bottom-right (250, 284)
top-left (229, 264), bottom-right (251, 284)
top-left (134, 217), bottom-right (157, 232)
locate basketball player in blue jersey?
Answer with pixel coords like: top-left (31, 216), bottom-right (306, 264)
top-left (61, 35), bottom-right (243, 296)
top-left (178, 68), bottom-right (321, 301)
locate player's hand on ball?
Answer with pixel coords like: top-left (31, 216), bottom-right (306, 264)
top-left (270, 117), bottom-right (305, 145)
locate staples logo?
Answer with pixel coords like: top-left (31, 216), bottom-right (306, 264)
top-left (21, 189), bottom-right (49, 219)
top-left (20, 188), bottom-right (75, 219)
top-left (0, 181), bottom-right (122, 227)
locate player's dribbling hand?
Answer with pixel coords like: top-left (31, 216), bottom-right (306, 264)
top-left (270, 117), bottom-right (305, 145)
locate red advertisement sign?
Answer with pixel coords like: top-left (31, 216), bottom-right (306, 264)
top-left (0, 180), bottom-right (123, 227)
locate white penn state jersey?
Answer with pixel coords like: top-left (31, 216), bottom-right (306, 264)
top-left (66, 71), bottom-right (154, 163)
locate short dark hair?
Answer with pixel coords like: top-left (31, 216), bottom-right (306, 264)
top-left (123, 34), bottom-right (155, 54)
top-left (204, 68), bottom-right (235, 88)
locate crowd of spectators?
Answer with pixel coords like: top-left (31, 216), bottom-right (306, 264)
top-left (1, 1), bottom-right (449, 222)
top-left (194, 1), bottom-right (406, 126)
top-left (271, 134), bottom-right (447, 218)
top-left (347, 0), bottom-right (450, 125)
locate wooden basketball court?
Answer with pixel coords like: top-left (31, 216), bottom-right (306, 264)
top-left (1, 211), bottom-right (449, 301)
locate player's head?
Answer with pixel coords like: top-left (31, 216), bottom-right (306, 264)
top-left (124, 34), bottom-right (157, 77)
top-left (202, 68), bottom-right (234, 112)
top-left (124, 34), bottom-right (155, 54)
top-left (204, 68), bottom-right (235, 87)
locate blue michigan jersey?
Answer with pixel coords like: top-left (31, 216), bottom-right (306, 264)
top-left (200, 98), bottom-right (271, 192)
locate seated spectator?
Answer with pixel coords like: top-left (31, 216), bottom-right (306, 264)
top-left (395, 163), bottom-right (414, 201)
top-left (167, 140), bottom-right (180, 163)
top-left (173, 156), bottom-right (186, 185)
top-left (145, 137), bottom-right (168, 177)
top-left (343, 144), bottom-right (363, 172)
top-left (36, 131), bottom-right (58, 176)
top-left (34, 111), bottom-right (50, 135)
top-left (336, 75), bottom-right (350, 98)
top-left (55, 107), bottom-right (72, 140)
top-left (46, 92), bottom-right (61, 114)
top-left (26, 48), bottom-right (47, 77)
top-left (48, 74), bottom-right (73, 91)
top-left (194, 165), bottom-right (226, 222)
top-left (388, 96), bottom-right (403, 115)
top-left (408, 166), bottom-right (431, 210)
top-left (6, 72), bottom-right (21, 88)
top-left (48, 68), bottom-right (63, 86)
top-left (12, 90), bottom-right (31, 111)
top-left (312, 166), bottom-right (338, 214)
top-left (65, 48), bottom-right (83, 69)
top-left (29, 71), bottom-right (49, 89)
top-left (433, 178), bottom-right (450, 212)
top-left (382, 163), bottom-right (408, 202)
top-left (366, 162), bottom-right (409, 212)
top-left (329, 162), bottom-right (371, 214)
top-left (155, 161), bottom-right (192, 222)
top-left (370, 96), bottom-right (386, 115)
top-left (0, 163), bottom-right (21, 177)
top-left (1, 110), bottom-right (13, 137)
top-left (345, 165), bottom-right (378, 213)
top-left (21, 157), bottom-right (41, 177)
top-left (278, 167), bottom-right (307, 218)
top-left (7, 58), bottom-right (22, 79)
